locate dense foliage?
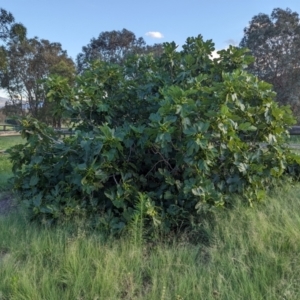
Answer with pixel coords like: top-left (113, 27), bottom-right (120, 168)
top-left (8, 35), bottom-right (299, 234)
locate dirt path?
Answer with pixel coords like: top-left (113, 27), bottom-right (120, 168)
top-left (0, 132), bottom-right (20, 137)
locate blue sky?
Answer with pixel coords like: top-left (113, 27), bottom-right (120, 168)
top-left (1, 0), bottom-right (300, 98)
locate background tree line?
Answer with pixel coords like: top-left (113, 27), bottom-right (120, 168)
top-left (240, 7), bottom-right (300, 123)
top-left (0, 8), bottom-right (163, 126)
top-left (0, 7), bottom-right (300, 124)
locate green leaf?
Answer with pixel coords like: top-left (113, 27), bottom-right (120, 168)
top-left (77, 163), bottom-right (87, 171)
top-left (220, 104), bottom-right (229, 115)
top-left (235, 162), bottom-right (248, 174)
top-left (30, 175), bottom-right (39, 186)
top-left (192, 186), bottom-right (205, 197)
top-left (183, 127), bottom-right (197, 136)
top-left (149, 113), bottom-right (161, 123)
top-left (238, 122), bottom-right (257, 131)
top-left (218, 123), bottom-right (227, 134)
top-left (32, 156), bottom-right (43, 164)
top-left (97, 104), bottom-right (109, 112)
top-left (195, 122), bottom-right (210, 133)
top-left (33, 193), bottom-right (42, 207)
top-left (164, 191), bottom-right (174, 200)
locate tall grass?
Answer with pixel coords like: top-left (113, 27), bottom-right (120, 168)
top-left (1, 183), bottom-right (300, 299)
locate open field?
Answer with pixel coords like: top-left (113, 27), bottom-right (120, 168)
top-left (0, 136), bottom-right (300, 299)
top-left (0, 136), bottom-right (24, 151)
top-left (0, 136), bottom-right (24, 191)
top-left (0, 126), bottom-right (16, 131)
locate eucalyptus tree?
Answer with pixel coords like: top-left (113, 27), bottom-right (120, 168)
top-left (0, 8), bottom-right (26, 68)
top-left (77, 28), bottom-right (163, 73)
top-left (0, 37), bottom-right (75, 125)
top-left (240, 8), bottom-right (300, 120)
top-left (0, 8), bottom-right (26, 42)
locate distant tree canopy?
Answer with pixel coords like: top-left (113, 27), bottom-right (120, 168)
top-left (0, 37), bottom-right (75, 125)
top-left (0, 8), bottom-right (26, 70)
top-left (240, 8), bottom-right (300, 121)
top-left (0, 8), bottom-right (26, 43)
top-left (76, 28), bottom-right (164, 73)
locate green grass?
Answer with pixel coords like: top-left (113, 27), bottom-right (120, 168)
top-left (288, 134), bottom-right (300, 142)
top-left (0, 126), bottom-right (16, 131)
top-left (0, 184), bottom-right (300, 299)
top-left (0, 156), bottom-right (13, 191)
top-left (0, 136), bottom-right (25, 191)
top-left (0, 136), bottom-right (24, 151)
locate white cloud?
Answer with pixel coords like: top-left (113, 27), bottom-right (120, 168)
top-left (145, 31), bottom-right (164, 39)
top-left (210, 50), bottom-right (220, 59)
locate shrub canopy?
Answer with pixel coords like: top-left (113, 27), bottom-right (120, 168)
top-left (8, 35), bottom-right (299, 234)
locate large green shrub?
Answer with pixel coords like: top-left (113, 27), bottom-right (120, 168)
top-left (8, 35), bottom-right (299, 234)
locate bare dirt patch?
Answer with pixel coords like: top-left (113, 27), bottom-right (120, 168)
top-left (0, 132), bottom-right (20, 137)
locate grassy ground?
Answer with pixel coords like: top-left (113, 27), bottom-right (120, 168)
top-left (0, 155), bottom-right (13, 192)
top-left (289, 135), bottom-right (300, 143)
top-left (0, 136), bottom-right (300, 299)
top-left (0, 185), bottom-right (300, 299)
top-left (0, 125), bottom-right (17, 131)
top-left (0, 136), bottom-right (24, 191)
top-left (0, 136), bottom-right (24, 151)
